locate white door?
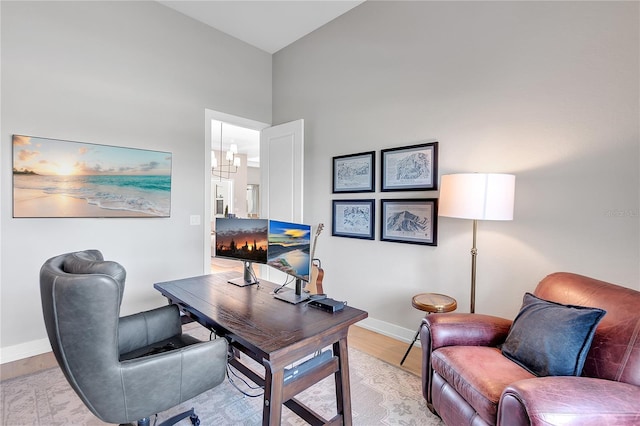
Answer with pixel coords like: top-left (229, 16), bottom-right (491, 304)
top-left (260, 119), bottom-right (304, 223)
top-left (260, 119), bottom-right (304, 282)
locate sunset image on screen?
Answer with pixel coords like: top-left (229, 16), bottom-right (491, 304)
top-left (215, 218), bottom-right (269, 263)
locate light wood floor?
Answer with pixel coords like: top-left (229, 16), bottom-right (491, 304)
top-left (1, 351), bottom-right (58, 381)
top-left (349, 325), bottom-right (422, 376)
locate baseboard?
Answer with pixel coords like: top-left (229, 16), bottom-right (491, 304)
top-left (0, 338), bottom-right (52, 364)
top-left (357, 317), bottom-right (421, 347)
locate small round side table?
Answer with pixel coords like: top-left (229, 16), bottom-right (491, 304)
top-left (400, 293), bottom-right (457, 365)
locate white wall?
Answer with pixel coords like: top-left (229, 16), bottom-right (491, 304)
top-left (0, 1), bottom-right (271, 361)
top-left (248, 166), bottom-right (261, 186)
top-left (273, 1), bottom-right (639, 340)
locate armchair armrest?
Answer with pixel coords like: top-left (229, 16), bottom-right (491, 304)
top-left (420, 313), bottom-right (512, 408)
top-left (499, 376), bottom-right (640, 426)
top-left (118, 304), bottom-right (182, 355)
top-left (119, 338), bottom-right (228, 422)
top-left (422, 313), bottom-right (512, 349)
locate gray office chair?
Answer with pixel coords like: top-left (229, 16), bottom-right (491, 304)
top-left (40, 250), bottom-right (228, 426)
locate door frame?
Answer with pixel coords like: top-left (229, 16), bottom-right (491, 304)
top-left (204, 109), bottom-right (269, 272)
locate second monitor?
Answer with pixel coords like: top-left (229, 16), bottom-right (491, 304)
top-left (268, 219), bottom-right (312, 304)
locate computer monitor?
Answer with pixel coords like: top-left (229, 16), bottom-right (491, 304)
top-left (267, 219), bottom-right (312, 304)
top-left (214, 217), bottom-right (268, 286)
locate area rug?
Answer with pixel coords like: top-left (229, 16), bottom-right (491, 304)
top-left (1, 333), bottom-right (443, 425)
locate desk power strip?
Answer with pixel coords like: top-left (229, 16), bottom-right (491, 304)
top-left (284, 350), bottom-right (333, 382)
top-left (308, 298), bottom-right (345, 313)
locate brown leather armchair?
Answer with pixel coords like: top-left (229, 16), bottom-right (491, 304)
top-left (420, 272), bottom-right (640, 425)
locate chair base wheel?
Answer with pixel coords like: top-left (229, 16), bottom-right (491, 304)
top-left (130, 408), bottom-right (198, 426)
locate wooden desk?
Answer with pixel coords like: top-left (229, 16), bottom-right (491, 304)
top-left (154, 272), bottom-right (368, 426)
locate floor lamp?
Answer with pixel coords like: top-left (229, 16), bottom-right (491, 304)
top-left (438, 173), bottom-right (515, 313)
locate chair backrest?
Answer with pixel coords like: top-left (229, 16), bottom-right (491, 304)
top-left (534, 272), bottom-right (640, 386)
top-left (40, 250), bottom-right (128, 419)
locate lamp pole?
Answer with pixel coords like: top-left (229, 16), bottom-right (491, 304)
top-left (470, 219), bottom-right (478, 314)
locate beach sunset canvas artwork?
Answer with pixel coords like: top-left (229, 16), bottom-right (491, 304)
top-left (13, 135), bottom-right (172, 218)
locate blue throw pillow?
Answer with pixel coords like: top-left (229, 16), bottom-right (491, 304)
top-left (501, 292), bottom-right (606, 377)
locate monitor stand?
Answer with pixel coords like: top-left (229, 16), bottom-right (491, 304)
top-left (227, 261), bottom-right (259, 287)
top-left (274, 278), bottom-right (310, 304)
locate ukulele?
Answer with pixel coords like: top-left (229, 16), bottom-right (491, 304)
top-left (305, 223), bottom-right (325, 295)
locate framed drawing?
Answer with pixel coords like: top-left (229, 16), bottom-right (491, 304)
top-left (12, 134), bottom-right (172, 218)
top-left (381, 142), bottom-right (438, 191)
top-left (332, 151), bottom-right (375, 193)
top-left (380, 198), bottom-right (438, 245)
top-left (332, 199), bottom-right (375, 240)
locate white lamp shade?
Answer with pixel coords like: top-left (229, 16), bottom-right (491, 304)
top-left (439, 173), bottom-right (515, 221)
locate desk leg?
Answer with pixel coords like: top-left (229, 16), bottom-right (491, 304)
top-left (262, 359), bottom-right (284, 426)
top-left (333, 337), bottom-right (353, 426)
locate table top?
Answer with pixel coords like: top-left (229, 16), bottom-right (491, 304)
top-left (411, 293), bottom-right (457, 313)
top-left (154, 272), bottom-right (368, 360)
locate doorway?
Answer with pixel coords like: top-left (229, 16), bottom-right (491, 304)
top-left (210, 119), bottom-right (258, 219)
top-left (204, 109), bottom-right (269, 271)
top-left (204, 110), bottom-right (305, 278)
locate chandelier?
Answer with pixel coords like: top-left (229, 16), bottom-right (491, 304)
top-left (212, 123), bottom-right (241, 180)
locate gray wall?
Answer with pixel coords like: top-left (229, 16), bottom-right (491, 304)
top-left (1, 1), bottom-right (271, 359)
top-left (273, 1), bottom-right (639, 338)
top-left (1, 0), bottom-right (638, 360)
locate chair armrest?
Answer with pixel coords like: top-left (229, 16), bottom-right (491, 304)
top-left (119, 338), bottom-right (228, 422)
top-left (118, 304), bottom-right (182, 354)
top-left (421, 313), bottom-right (512, 349)
top-left (420, 313), bottom-right (512, 408)
top-left (499, 377), bottom-right (640, 426)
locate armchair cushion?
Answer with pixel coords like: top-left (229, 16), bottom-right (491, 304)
top-left (432, 346), bottom-right (534, 424)
top-left (501, 292), bottom-right (606, 377)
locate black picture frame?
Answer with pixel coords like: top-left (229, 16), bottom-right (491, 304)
top-left (381, 142), bottom-right (438, 191)
top-left (380, 198), bottom-right (438, 246)
top-left (332, 199), bottom-right (375, 240)
top-left (332, 151), bottom-right (375, 193)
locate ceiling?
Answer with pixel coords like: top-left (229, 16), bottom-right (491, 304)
top-left (159, 1), bottom-right (365, 54)
top-left (159, 1), bottom-right (365, 167)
